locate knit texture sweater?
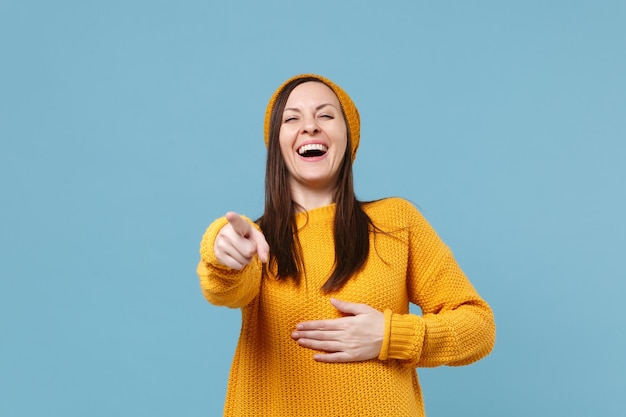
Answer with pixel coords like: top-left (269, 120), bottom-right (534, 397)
top-left (197, 198), bottom-right (495, 417)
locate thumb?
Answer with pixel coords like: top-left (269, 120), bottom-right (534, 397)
top-left (249, 228), bottom-right (270, 263)
top-left (330, 298), bottom-right (367, 315)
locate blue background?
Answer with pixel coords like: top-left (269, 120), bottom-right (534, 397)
top-left (1, 1), bottom-right (624, 415)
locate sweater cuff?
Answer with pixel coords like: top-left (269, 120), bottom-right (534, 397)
top-left (200, 217), bottom-right (229, 267)
top-left (378, 309), bottom-right (393, 360)
top-left (378, 310), bottom-right (425, 362)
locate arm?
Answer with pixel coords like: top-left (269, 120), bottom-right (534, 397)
top-left (292, 248), bottom-right (494, 365)
top-left (197, 213), bottom-right (269, 309)
top-left (379, 210), bottom-right (496, 367)
top-left (291, 200), bottom-right (494, 365)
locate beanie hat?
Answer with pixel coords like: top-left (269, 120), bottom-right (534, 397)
top-left (264, 74), bottom-right (360, 161)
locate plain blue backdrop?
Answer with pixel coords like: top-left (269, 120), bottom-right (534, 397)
top-left (1, 1), bottom-right (624, 416)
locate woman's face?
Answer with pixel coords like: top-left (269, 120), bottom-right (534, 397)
top-left (279, 81), bottom-right (348, 196)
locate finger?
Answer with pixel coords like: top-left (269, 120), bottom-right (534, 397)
top-left (225, 212), bottom-right (252, 238)
top-left (291, 329), bottom-right (343, 342)
top-left (220, 245), bottom-right (253, 267)
top-left (313, 352), bottom-right (354, 363)
top-left (330, 298), bottom-right (370, 315)
top-left (215, 253), bottom-right (248, 270)
top-left (295, 337), bottom-right (344, 353)
top-left (249, 228), bottom-right (270, 263)
top-left (296, 318), bottom-right (349, 331)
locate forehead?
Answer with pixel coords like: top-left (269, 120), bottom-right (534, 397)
top-left (285, 81), bottom-right (340, 108)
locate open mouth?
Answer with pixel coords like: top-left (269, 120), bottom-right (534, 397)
top-left (298, 143), bottom-right (328, 158)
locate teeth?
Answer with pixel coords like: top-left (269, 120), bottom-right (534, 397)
top-left (298, 143), bottom-right (328, 155)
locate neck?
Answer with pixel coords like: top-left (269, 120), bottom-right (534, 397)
top-left (290, 184), bottom-right (336, 212)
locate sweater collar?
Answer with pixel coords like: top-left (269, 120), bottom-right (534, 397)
top-left (294, 203), bottom-right (336, 229)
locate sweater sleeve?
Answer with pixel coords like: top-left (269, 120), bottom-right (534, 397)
top-left (378, 204), bottom-right (495, 367)
top-left (196, 216), bottom-right (263, 309)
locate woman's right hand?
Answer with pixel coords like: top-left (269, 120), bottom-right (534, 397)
top-left (214, 212), bottom-right (270, 270)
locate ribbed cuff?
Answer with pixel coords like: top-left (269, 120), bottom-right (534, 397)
top-left (378, 311), bottom-right (425, 362)
top-left (200, 216), bottom-right (230, 266)
top-left (378, 309), bottom-right (393, 360)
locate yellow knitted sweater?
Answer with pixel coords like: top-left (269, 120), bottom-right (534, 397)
top-left (197, 198), bottom-right (495, 417)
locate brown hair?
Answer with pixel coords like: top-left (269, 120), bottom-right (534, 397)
top-left (258, 77), bottom-right (373, 293)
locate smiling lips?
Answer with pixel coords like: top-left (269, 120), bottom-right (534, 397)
top-left (298, 143), bottom-right (328, 158)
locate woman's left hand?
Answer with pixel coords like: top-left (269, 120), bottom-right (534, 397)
top-left (291, 298), bottom-right (384, 363)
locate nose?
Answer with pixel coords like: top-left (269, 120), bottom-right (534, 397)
top-left (301, 115), bottom-right (320, 135)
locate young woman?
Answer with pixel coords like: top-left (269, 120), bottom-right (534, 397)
top-left (197, 74), bottom-right (495, 416)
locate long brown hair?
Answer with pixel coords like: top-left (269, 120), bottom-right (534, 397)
top-left (258, 77), bottom-right (373, 293)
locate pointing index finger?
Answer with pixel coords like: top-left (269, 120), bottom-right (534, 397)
top-left (225, 212), bottom-right (252, 238)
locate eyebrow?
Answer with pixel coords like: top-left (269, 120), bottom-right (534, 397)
top-left (283, 103), bottom-right (336, 112)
